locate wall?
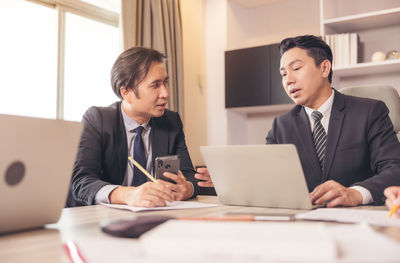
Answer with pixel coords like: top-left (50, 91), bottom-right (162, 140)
top-left (227, 0), bottom-right (320, 50)
top-left (180, 0), bottom-right (208, 166)
top-left (205, 0), bottom-right (229, 145)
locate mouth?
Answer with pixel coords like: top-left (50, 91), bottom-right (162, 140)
top-left (289, 87), bottom-right (301, 98)
top-left (155, 103), bottom-right (167, 110)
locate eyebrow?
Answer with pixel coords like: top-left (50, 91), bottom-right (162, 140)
top-left (150, 76), bottom-right (169, 85)
top-left (280, 59), bottom-right (302, 71)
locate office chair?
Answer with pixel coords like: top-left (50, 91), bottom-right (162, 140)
top-left (339, 85), bottom-right (400, 142)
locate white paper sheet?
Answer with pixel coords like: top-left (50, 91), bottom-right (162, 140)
top-left (296, 208), bottom-right (400, 227)
top-left (100, 200), bottom-right (217, 212)
top-left (140, 220), bottom-right (337, 262)
top-left (328, 223), bottom-right (400, 262)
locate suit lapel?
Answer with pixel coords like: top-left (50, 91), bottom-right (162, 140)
top-left (295, 107), bottom-right (323, 184)
top-left (116, 103), bottom-right (128, 184)
top-left (322, 91), bottom-right (345, 181)
top-left (150, 116), bottom-right (169, 171)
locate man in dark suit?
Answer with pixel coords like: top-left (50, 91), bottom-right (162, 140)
top-left (199, 35), bottom-right (400, 206)
top-left (267, 35), bottom-right (400, 206)
top-left (67, 47), bottom-right (199, 207)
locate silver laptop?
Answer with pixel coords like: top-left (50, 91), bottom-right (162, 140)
top-left (0, 114), bottom-right (82, 234)
top-left (200, 144), bottom-right (313, 210)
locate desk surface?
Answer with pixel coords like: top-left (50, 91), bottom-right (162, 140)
top-left (1, 196), bottom-right (399, 263)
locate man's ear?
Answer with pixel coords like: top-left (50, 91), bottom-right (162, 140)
top-left (120, 86), bottom-right (131, 102)
top-left (120, 86), bottom-right (139, 102)
top-left (320, 59), bottom-right (331, 79)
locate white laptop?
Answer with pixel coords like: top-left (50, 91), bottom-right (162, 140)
top-left (0, 114), bottom-right (82, 234)
top-left (200, 144), bottom-right (313, 210)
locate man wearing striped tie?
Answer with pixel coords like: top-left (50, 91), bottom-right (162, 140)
top-left (266, 35), bottom-right (400, 207)
top-left (198, 35), bottom-right (400, 207)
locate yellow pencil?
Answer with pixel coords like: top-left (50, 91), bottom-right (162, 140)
top-left (388, 204), bottom-right (399, 219)
top-left (128, 156), bottom-right (157, 183)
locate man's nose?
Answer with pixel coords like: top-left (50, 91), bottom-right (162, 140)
top-left (285, 71), bottom-right (295, 86)
top-left (160, 84), bottom-right (169, 98)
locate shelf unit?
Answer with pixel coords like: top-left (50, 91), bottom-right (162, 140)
top-left (320, 0), bottom-right (400, 91)
top-left (333, 59), bottom-right (400, 77)
top-left (323, 7), bottom-right (400, 33)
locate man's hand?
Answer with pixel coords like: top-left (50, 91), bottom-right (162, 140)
top-left (162, 170), bottom-right (193, 200)
top-left (384, 186), bottom-right (400, 218)
top-left (310, 180), bottom-right (363, 207)
top-left (195, 167), bottom-right (214, 187)
top-left (109, 181), bottom-right (174, 208)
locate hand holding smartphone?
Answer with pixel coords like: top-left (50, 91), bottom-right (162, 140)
top-left (155, 155), bottom-right (180, 184)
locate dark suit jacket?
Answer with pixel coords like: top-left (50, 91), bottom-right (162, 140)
top-left (66, 101), bottom-right (199, 207)
top-left (266, 90), bottom-right (400, 205)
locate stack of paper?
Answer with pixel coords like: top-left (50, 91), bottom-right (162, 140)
top-left (100, 201), bottom-right (217, 212)
top-left (140, 220), bottom-right (336, 262)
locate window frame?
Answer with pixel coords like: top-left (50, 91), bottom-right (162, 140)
top-left (27, 0), bottom-right (119, 119)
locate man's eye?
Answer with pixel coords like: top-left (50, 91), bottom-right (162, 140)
top-left (151, 83), bottom-right (160, 88)
top-left (281, 73), bottom-right (287, 77)
top-left (294, 67), bottom-right (301, 71)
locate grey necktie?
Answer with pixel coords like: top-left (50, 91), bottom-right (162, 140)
top-left (311, 111), bottom-right (327, 169)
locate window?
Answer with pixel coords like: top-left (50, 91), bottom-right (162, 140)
top-left (0, 1), bottom-right (57, 118)
top-left (81, 0), bottom-right (120, 13)
top-left (0, 0), bottom-right (121, 121)
top-left (63, 12), bottom-right (120, 121)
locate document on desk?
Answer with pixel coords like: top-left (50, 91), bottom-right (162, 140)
top-left (140, 220), bottom-right (336, 262)
top-left (328, 223), bottom-right (400, 262)
top-left (100, 201), bottom-right (217, 212)
top-left (296, 208), bottom-right (400, 227)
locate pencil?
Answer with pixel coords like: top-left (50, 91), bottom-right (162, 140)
top-left (388, 204), bottom-right (399, 219)
top-left (128, 156), bottom-right (157, 183)
top-left (179, 215), bottom-right (255, 221)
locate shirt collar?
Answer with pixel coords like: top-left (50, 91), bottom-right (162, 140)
top-left (304, 89), bottom-right (335, 117)
top-left (121, 104), bottom-right (150, 132)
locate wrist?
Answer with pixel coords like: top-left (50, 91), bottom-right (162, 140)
top-left (109, 186), bottom-right (136, 204)
top-left (185, 181), bottom-right (194, 199)
top-left (349, 188), bottom-right (363, 206)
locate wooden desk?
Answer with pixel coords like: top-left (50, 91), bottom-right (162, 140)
top-left (0, 196), bottom-right (399, 262)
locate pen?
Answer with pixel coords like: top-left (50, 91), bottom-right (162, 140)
top-left (388, 197), bottom-right (400, 219)
top-left (63, 240), bottom-right (87, 263)
top-left (128, 156), bottom-right (157, 183)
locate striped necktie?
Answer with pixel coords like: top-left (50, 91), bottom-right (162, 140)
top-left (311, 111), bottom-right (327, 169)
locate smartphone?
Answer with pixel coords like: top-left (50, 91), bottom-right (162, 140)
top-left (155, 155), bottom-right (180, 184)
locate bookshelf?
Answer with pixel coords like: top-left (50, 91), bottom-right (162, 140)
top-left (333, 59), bottom-right (400, 77)
top-left (323, 7), bottom-right (400, 33)
top-left (320, 0), bottom-right (400, 91)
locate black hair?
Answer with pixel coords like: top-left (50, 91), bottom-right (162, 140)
top-left (111, 47), bottom-right (167, 99)
top-left (279, 35), bottom-right (333, 83)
